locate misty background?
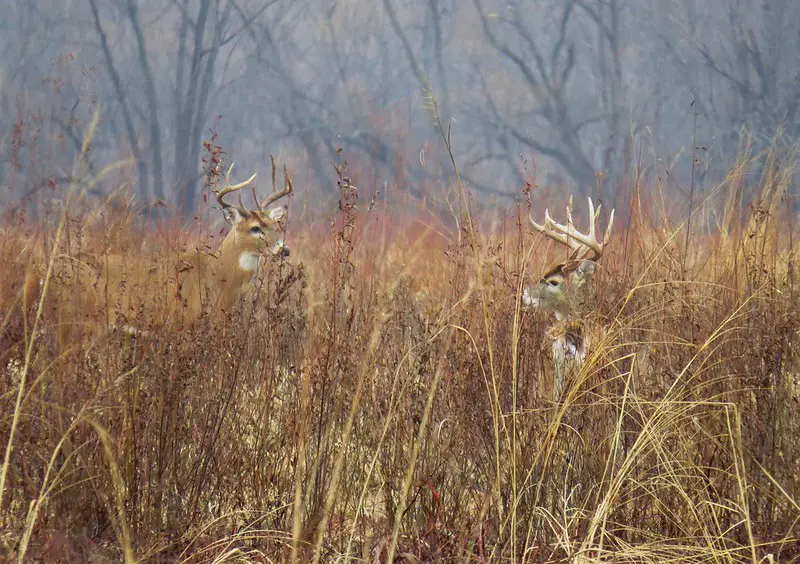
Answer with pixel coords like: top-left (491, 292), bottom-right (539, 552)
top-left (0, 0), bottom-right (798, 217)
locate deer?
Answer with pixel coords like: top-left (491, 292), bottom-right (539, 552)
top-left (30, 157), bottom-right (294, 344)
top-left (178, 157), bottom-right (293, 315)
top-left (522, 195), bottom-right (615, 401)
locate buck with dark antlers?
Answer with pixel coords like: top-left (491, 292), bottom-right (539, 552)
top-left (522, 196), bottom-right (615, 400)
top-left (30, 157), bottom-right (294, 343)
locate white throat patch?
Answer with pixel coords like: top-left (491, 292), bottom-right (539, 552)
top-left (238, 252), bottom-right (260, 272)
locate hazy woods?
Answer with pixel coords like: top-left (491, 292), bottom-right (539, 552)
top-left (1, 0), bottom-right (798, 213)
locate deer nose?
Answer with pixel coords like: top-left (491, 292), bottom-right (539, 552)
top-left (271, 239), bottom-right (290, 257)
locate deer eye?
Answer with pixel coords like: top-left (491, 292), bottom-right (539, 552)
top-left (548, 278), bottom-right (560, 287)
top-left (250, 226), bottom-right (263, 234)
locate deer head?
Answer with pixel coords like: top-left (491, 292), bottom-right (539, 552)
top-left (213, 155), bottom-right (294, 271)
top-left (522, 196), bottom-right (614, 321)
top-left (180, 155), bottom-right (295, 315)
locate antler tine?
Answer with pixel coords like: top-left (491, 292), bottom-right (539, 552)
top-left (604, 208), bottom-right (615, 246)
top-left (566, 195), bottom-right (574, 236)
top-left (284, 164), bottom-right (293, 193)
top-left (250, 186), bottom-right (261, 210)
top-left (215, 161), bottom-right (258, 207)
top-left (532, 212), bottom-right (587, 266)
top-left (261, 185), bottom-right (292, 209)
top-left (531, 210), bottom-right (552, 241)
top-left (271, 154), bottom-right (277, 195)
top-left (258, 157), bottom-right (293, 209)
top-left (228, 162), bottom-right (244, 208)
top-left (585, 197), bottom-right (616, 249)
top-left (586, 197), bottom-right (596, 242)
top-left (247, 154), bottom-right (279, 212)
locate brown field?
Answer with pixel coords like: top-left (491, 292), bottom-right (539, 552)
top-left (1, 140), bottom-right (799, 562)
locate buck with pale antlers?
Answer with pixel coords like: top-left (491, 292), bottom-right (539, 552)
top-left (29, 157), bottom-right (294, 343)
top-left (522, 196), bottom-right (615, 400)
top-left (195, 158), bottom-right (292, 312)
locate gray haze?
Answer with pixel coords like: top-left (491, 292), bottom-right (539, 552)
top-left (1, 0), bottom-right (798, 215)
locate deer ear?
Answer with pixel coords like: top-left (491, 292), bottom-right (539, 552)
top-left (268, 205), bottom-right (287, 227)
top-left (268, 206), bottom-right (286, 220)
top-left (522, 286), bottom-right (541, 309)
top-left (571, 260), bottom-right (597, 286)
top-left (222, 205), bottom-right (248, 226)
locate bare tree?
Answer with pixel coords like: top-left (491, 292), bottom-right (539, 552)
top-left (662, 0), bottom-right (800, 155)
top-left (2, 0), bottom-right (797, 211)
top-left (575, 0), bottom-right (626, 200)
top-left (85, 0), bottom-right (264, 214)
top-left (172, 0), bottom-right (274, 213)
top-left (88, 0), bottom-right (150, 199)
top-left (472, 0), bottom-right (599, 194)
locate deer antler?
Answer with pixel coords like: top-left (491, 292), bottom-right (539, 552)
top-left (215, 158), bottom-right (293, 212)
top-left (215, 162), bottom-right (257, 208)
top-left (530, 196), bottom-right (615, 263)
top-left (254, 154), bottom-right (293, 211)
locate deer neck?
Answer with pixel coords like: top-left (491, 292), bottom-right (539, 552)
top-left (220, 231), bottom-right (260, 268)
top-left (215, 234), bottom-right (260, 296)
top-left (238, 251), bottom-right (260, 272)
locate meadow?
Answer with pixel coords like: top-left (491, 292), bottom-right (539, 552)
top-left (1, 127), bottom-right (799, 562)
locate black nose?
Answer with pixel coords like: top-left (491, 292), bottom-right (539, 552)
top-left (280, 246), bottom-right (290, 258)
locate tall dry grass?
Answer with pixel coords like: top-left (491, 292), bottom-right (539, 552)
top-left (1, 129), bottom-right (799, 562)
